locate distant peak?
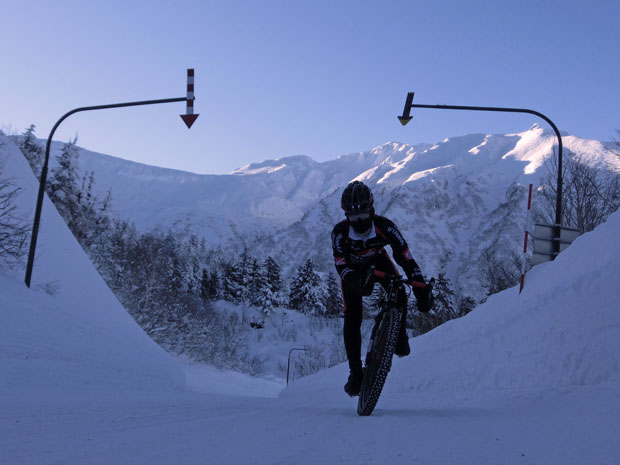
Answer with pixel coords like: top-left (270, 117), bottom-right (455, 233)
top-left (230, 154), bottom-right (317, 175)
top-left (526, 122), bottom-right (569, 137)
top-left (369, 141), bottom-right (409, 154)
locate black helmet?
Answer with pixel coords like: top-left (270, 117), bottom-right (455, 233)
top-left (341, 181), bottom-right (374, 214)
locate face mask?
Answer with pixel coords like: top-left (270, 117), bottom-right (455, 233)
top-left (350, 216), bottom-right (373, 235)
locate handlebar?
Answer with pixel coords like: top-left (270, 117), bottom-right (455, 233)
top-left (371, 268), bottom-right (434, 289)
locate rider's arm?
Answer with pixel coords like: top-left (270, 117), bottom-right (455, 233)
top-left (331, 222), bottom-right (355, 281)
top-left (377, 216), bottom-right (423, 281)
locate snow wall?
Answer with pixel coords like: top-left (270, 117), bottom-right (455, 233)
top-left (0, 134), bottom-right (185, 392)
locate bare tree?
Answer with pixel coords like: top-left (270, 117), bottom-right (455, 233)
top-left (534, 151), bottom-right (620, 234)
top-left (0, 155), bottom-right (29, 269)
top-left (478, 246), bottom-right (522, 296)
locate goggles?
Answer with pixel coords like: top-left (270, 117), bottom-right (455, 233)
top-left (347, 212), bottom-right (371, 222)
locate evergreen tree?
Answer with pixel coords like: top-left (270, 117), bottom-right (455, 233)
top-left (250, 258), bottom-right (275, 314)
top-left (222, 261), bottom-right (244, 302)
top-left (431, 272), bottom-right (457, 323)
top-left (88, 189), bottom-right (114, 257)
top-left (264, 256), bottom-right (285, 305)
top-left (183, 235), bottom-right (203, 295)
top-left (19, 124), bottom-right (44, 177)
top-left (47, 138), bottom-right (82, 233)
top-left (324, 271), bottom-right (343, 317)
top-left (247, 258), bottom-right (261, 301)
top-left (74, 170), bottom-right (98, 246)
top-left (200, 268), bottom-right (210, 301)
top-left (94, 218), bottom-right (136, 291)
top-left (289, 259), bottom-right (327, 315)
top-left (238, 248), bottom-right (252, 301)
top-left (208, 270), bottom-right (220, 300)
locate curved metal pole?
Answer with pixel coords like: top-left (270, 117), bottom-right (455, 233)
top-left (24, 97), bottom-right (187, 287)
top-left (399, 93), bottom-right (563, 258)
top-left (287, 347), bottom-right (307, 385)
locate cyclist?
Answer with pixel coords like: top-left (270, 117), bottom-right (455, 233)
top-left (331, 181), bottom-right (432, 396)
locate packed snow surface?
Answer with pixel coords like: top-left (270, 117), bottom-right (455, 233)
top-left (1, 132), bottom-right (619, 464)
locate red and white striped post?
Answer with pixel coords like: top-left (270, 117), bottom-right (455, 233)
top-left (520, 184), bottom-right (533, 293)
top-left (180, 68), bottom-right (199, 128)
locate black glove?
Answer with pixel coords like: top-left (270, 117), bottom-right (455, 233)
top-left (414, 286), bottom-right (432, 313)
top-left (410, 275), bottom-right (433, 313)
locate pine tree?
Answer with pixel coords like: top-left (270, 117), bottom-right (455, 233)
top-left (324, 271), bottom-right (343, 317)
top-left (288, 263), bottom-right (305, 311)
top-left (73, 170), bottom-right (98, 246)
top-left (264, 256), bottom-right (285, 306)
top-left (183, 235), bottom-right (203, 296)
top-left (88, 189), bottom-right (114, 257)
top-left (19, 124), bottom-right (44, 177)
top-left (248, 258), bottom-right (260, 300)
top-left (222, 261), bottom-right (244, 302)
top-left (289, 259), bottom-right (327, 315)
top-left (48, 138), bottom-right (82, 232)
top-left (238, 248), bottom-right (252, 301)
top-left (200, 268), bottom-right (210, 301)
top-left (432, 272), bottom-right (457, 323)
top-left (208, 270), bottom-right (220, 300)
top-left (251, 259), bottom-right (275, 314)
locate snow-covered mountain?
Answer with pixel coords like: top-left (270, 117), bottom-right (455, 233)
top-left (63, 124), bottom-right (619, 300)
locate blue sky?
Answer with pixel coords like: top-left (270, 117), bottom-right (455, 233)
top-left (2, 0), bottom-right (619, 174)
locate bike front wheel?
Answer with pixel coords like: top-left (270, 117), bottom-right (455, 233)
top-left (357, 306), bottom-right (401, 416)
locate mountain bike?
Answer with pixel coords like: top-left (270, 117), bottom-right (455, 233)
top-left (357, 267), bottom-right (434, 416)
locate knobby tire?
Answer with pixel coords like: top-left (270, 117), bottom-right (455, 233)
top-left (357, 307), bottom-right (401, 416)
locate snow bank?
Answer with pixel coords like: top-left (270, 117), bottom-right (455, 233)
top-left (388, 206), bottom-right (620, 394)
top-left (0, 134), bottom-right (185, 392)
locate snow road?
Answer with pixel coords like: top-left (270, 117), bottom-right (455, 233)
top-left (3, 376), bottom-right (619, 465)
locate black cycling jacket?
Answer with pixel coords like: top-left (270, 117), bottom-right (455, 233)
top-left (331, 215), bottom-right (421, 282)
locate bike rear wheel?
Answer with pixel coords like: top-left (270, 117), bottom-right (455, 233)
top-left (357, 307), bottom-right (401, 416)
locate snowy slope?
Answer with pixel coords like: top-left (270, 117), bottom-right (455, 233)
top-left (0, 133), bottom-right (184, 392)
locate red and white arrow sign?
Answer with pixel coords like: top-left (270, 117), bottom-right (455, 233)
top-left (180, 68), bottom-right (199, 128)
